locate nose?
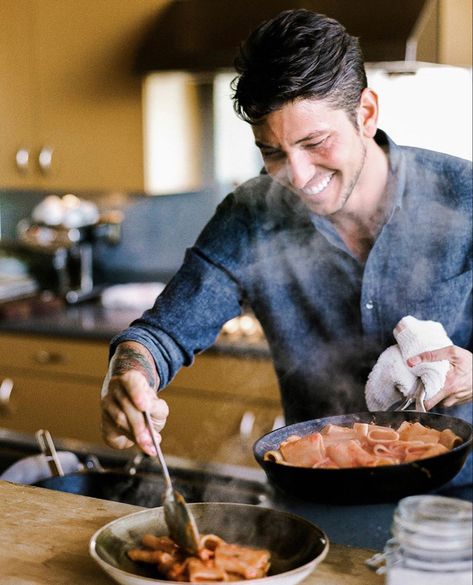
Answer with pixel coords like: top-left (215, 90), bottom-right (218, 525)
top-left (286, 151), bottom-right (314, 190)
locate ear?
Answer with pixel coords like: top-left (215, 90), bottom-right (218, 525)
top-left (357, 88), bottom-right (379, 138)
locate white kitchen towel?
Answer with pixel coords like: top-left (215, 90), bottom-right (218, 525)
top-left (365, 316), bottom-right (452, 411)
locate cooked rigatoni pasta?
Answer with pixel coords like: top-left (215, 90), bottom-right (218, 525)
top-left (128, 533), bottom-right (270, 582)
top-left (263, 421), bottom-right (463, 469)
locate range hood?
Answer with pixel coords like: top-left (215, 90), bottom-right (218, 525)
top-left (135, 0), bottom-right (439, 74)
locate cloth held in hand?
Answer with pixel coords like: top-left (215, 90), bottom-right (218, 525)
top-left (365, 315), bottom-right (452, 411)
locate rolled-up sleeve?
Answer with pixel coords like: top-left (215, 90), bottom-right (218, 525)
top-left (110, 194), bottom-right (251, 389)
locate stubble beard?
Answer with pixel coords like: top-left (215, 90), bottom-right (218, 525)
top-left (331, 140), bottom-right (368, 217)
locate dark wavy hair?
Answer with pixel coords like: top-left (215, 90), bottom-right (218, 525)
top-left (232, 9), bottom-right (367, 127)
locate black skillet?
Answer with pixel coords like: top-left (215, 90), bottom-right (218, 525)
top-left (253, 411), bottom-right (473, 504)
top-left (33, 457), bottom-right (268, 507)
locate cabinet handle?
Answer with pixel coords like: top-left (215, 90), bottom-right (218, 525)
top-left (33, 350), bottom-right (65, 365)
top-left (239, 410), bottom-right (255, 442)
top-left (15, 148), bottom-right (30, 173)
top-left (38, 146), bottom-right (54, 174)
top-left (0, 378), bottom-right (14, 415)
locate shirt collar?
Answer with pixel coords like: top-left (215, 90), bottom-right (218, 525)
top-left (376, 129), bottom-right (406, 212)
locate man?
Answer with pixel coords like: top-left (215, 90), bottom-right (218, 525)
top-left (101, 10), bottom-right (472, 468)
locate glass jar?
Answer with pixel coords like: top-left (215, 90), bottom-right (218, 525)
top-left (384, 495), bottom-right (472, 585)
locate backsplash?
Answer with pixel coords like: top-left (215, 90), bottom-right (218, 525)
top-left (0, 186), bottom-right (227, 287)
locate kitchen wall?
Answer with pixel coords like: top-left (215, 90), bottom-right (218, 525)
top-left (439, 0), bottom-right (472, 66)
top-left (0, 185), bottom-right (227, 286)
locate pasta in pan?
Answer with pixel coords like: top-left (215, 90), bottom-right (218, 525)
top-left (263, 421), bottom-right (463, 469)
top-left (128, 533), bottom-right (270, 582)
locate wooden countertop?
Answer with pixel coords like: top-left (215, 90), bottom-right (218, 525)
top-left (0, 480), bottom-right (383, 585)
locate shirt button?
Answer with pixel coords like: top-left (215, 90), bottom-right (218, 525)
top-left (365, 300), bottom-right (374, 310)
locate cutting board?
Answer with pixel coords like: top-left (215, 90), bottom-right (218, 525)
top-left (0, 480), bottom-right (383, 584)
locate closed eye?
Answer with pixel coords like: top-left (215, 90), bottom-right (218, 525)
top-left (303, 137), bottom-right (327, 150)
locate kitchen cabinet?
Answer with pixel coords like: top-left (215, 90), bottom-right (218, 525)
top-left (0, 332), bottom-right (281, 467)
top-left (0, 334), bottom-right (108, 444)
top-left (0, 0), bottom-right (166, 192)
top-left (160, 353), bottom-right (282, 466)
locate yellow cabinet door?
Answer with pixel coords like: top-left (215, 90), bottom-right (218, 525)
top-left (33, 0), bottom-right (151, 192)
top-left (161, 387), bottom-right (282, 467)
top-left (0, 0), bottom-right (162, 192)
top-left (0, 369), bottom-right (103, 445)
top-left (0, 0), bottom-right (36, 188)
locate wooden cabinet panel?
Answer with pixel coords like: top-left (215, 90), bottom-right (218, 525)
top-left (161, 387), bottom-right (281, 467)
top-left (0, 0), bottom-right (165, 192)
top-left (0, 0), bottom-right (36, 188)
top-left (0, 333), bottom-right (109, 380)
top-left (0, 332), bottom-right (281, 466)
top-left (0, 370), bottom-right (102, 444)
top-left (172, 353), bottom-right (279, 400)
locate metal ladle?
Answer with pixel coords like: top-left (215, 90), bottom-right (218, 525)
top-left (143, 411), bottom-right (201, 554)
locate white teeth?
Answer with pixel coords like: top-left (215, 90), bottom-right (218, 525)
top-left (304, 172), bottom-right (335, 196)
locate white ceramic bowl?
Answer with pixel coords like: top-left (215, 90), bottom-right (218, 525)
top-left (89, 502), bottom-right (329, 585)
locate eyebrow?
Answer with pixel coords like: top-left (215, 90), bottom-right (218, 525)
top-left (255, 131), bottom-right (327, 150)
top-left (294, 131), bottom-right (327, 145)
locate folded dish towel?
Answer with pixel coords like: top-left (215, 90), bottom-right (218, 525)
top-left (365, 315), bottom-right (452, 411)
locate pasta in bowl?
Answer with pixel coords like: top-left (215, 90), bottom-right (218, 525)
top-left (89, 502), bottom-right (329, 585)
top-left (254, 411), bottom-right (473, 503)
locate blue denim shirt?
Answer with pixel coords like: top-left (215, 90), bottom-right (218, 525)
top-left (112, 130), bottom-right (472, 431)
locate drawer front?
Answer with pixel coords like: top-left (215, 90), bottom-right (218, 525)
top-left (0, 370), bottom-right (103, 445)
top-left (161, 387), bottom-right (283, 467)
top-left (0, 333), bottom-right (109, 379)
top-left (172, 354), bottom-right (279, 400)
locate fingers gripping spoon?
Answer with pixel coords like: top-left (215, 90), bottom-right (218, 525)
top-left (143, 411), bottom-right (201, 554)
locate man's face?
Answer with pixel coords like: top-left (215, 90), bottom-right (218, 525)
top-left (252, 97), bottom-right (369, 216)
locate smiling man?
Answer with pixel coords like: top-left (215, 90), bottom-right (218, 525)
top-left (251, 95), bottom-right (389, 262)
top-left (101, 9), bottom-right (472, 485)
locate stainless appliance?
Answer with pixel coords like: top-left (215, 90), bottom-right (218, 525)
top-left (17, 210), bottom-right (122, 304)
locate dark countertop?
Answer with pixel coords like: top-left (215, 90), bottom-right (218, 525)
top-left (0, 296), bottom-right (271, 358)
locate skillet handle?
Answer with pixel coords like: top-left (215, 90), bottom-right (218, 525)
top-left (414, 379), bottom-right (427, 413)
top-left (388, 379), bottom-right (427, 412)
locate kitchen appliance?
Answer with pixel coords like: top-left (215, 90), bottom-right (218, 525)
top-left (16, 203), bottom-right (122, 304)
top-left (254, 411), bottom-right (473, 503)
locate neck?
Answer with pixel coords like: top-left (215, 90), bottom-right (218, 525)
top-left (330, 140), bottom-right (390, 261)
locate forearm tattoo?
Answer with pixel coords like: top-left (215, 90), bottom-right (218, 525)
top-left (111, 346), bottom-right (158, 390)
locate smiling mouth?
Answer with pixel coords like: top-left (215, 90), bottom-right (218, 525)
top-left (302, 172), bottom-right (336, 197)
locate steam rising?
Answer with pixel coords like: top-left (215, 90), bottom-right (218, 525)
top-left (227, 150), bottom-right (472, 424)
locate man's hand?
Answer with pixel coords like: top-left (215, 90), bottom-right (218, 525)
top-left (407, 345), bottom-right (473, 410)
top-left (100, 341), bottom-right (169, 455)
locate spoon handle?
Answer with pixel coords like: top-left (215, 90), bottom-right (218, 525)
top-left (143, 411), bottom-right (173, 492)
